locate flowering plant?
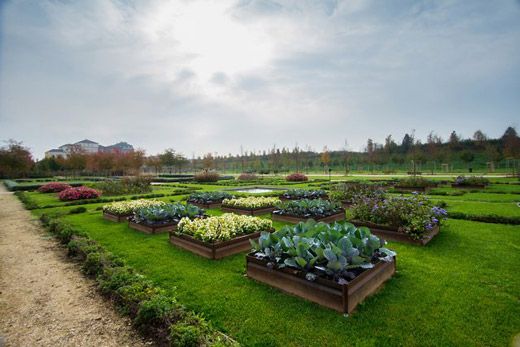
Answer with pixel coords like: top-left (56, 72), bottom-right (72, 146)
top-left (329, 183), bottom-right (385, 203)
top-left (351, 194), bottom-right (447, 239)
top-left (395, 177), bottom-right (436, 188)
top-left (222, 196), bottom-right (280, 209)
top-left (282, 189), bottom-right (327, 200)
top-left (286, 173), bottom-right (308, 182)
top-left (102, 199), bottom-right (165, 216)
top-left (38, 182), bottom-right (72, 193)
top-left (194, 171), bottom-right (220, 182)
top-left (453, 176), bottom-right (489, 186)
top-left (131, 203), bottom-right (205, 225)
top-left (58, 186), bottom-right (101, 201)
top-left (177, 213), bottom-right (273, 242)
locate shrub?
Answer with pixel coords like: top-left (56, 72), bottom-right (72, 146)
top-left (69, 206), bottom-right (87, 214)
top-left (37, 182), bottom-right (72, 193)
top-left (237, 173), bottom-right (258, 181)
top-left (351, 194), bottom-right (448, 239)
top-left (395, 177), bottom-right (436, 188)
top-left (58, 186), bottom-right (101, 201)
top-left (177, 214), bottom-right (273, 242)
top-left (453, 176), bottom-right (490, 186)
top-left (286, 173), bottom-right (308, 182)
top-left (194, 171), bottom-right (220, 182)
top-left (250, 220), bottom-right (396, 284)
top-left (94, 176), bottom-right (152, 196)
top-left (273, 199), bottom-right (343, 218)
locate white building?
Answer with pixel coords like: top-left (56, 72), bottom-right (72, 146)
top-left (45, 139), bottom-right (134, 159)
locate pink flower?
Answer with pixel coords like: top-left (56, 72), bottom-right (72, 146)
top-left (58, 186), bottom-right (101, 201)
top-left (38, 182), bottom-right (72, 193)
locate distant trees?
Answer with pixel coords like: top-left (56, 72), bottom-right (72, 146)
top-left (0, 140), bottom-right (34, 178)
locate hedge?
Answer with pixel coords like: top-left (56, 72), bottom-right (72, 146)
top-left (39, 215), bottom-right (238, 347)
top-left (448, 212), bottom-right (520, 225)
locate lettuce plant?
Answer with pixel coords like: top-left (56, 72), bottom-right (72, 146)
top-left (250, 220), bottom-right (396, 284)
top-left (132, 203), bottom-right (205, 225)
top-left (273, 199), bottom-right (343, 218)
top-left (282, 189), bottom-right (327, 200)
top-left (177, 213), bottom-right (273, 242)
top-left (222, 196), bottom-right (280, 209)
top-left (187, 191), bottom-right (234, 204)
top-left (351, 194), bottom-right (448, 239)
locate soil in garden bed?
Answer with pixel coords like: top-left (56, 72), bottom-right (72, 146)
top-left (350, 220), bottom-right (440, 246)
top-left (246, 254), bottom-right (396, 314)
top-left (271, 209), bottom-right (346, 224)
top-left (169, 230), bottom-right (272, 259)
top-left (221, 205), bottom-right (276, 216)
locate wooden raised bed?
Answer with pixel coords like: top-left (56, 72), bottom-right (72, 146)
top-left (246, 254), bottom-right (396, 314)
top-left (128, 220), bottom-right (177, 234)
top-left (188, 201), bottom-right (222, 209)
top-left (350, 220), bottom-right (439, 246)
top-left (271, 209), bottom-right (346, 224)
top-left (221, 205), bottom-right (276, 216)
top-left (341, 201), bottom-right (353, 209)
top-left (451, 184), bottom-right (486, 189)
top-left (170, 230), bottom-right (271, 259)
top-left (103, 212), bottom-right (131, 223)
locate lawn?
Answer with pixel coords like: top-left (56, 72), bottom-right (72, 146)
top-left (26, 176), bottom-right (520, 347)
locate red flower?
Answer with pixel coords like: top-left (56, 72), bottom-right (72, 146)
top-left (58, 186), bottom-right (101, 201)
top-left (38, 182), bottom-right (72, 193)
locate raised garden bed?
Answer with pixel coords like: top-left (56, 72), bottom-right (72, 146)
top-left (350, 220), bottom-right (440, 246)
top-left (280, 195), bottom-right (329, 201)
top-left (246, 254), bottom-right (396, 314)
top-left (189, 201), bottom-right (223, 209)
top-left (271, 209), bottom-right (345, 224)
top-left (170, 231), bottom-right (266, 259)
top-left (128, 220), bottom-right (178, 234)
top-left (221, 206), bottom-right (276, 216)
top-left (103, 212), bottom-right (131, 223)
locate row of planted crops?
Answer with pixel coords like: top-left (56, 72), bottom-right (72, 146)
top-left (95, 182), bottom-right (447, 314)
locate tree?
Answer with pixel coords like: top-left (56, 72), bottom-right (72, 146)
top-left (473, 130), bottom-right (487, 146)
top-left (460, 151), bottom-right (475, 170)
top-left (502, 126), bottom-right (520, 159)
top-left (202, 153), bottom-right (215, 171)
top-left (146, 155), bottom-right (163, 175)
top-left (0, 140), bottom-right (34, 178)
top-left (159, 149), bottom-right (177, 174)
top-left (384, 135), bottom-right (397, 154)
top-left (448, 131), bottom-right (460, 150)
top-left (320, 146), bottom-right (330, 173)
top-left (400, 133), bottom-right (413, 153)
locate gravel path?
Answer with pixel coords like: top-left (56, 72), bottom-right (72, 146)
top-left (0, 186), bottom-right (150, 346)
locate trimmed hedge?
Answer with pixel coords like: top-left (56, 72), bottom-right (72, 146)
top-left (448, 212), bottom-right (520, 225)
top-left (39, 215), bottom-right (238, 347)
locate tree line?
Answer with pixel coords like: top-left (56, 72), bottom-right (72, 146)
top-left (1, 126), bottom-right (519, 178)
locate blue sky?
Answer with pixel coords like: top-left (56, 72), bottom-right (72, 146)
top-left (1, 0), bottom-right (519, 159)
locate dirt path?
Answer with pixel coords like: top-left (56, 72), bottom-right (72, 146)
top-left (0, 186), bottom-right (150, 347)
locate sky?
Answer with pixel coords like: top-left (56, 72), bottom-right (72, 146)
top-left (1, 0), bottom-right (519, 159)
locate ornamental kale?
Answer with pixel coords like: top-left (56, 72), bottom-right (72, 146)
top-left (351, 194), bottom-right (447, 239)
top-left (329, 183), bottom-right (385, 204)
top-left (187, 191), bottom-right (234, 204)
top-left (250, 220), bottom-right (396, 284)
top-left (273, 199), bottom-right (343, 218)
top-left (132, 203), bottom-right (205, 225)
top-left (282, 189), bottom-right (327, 200)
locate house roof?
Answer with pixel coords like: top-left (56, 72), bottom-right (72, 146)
top-left (75, 139), bottom-right (98, 145)
top-left (47, 149), bottom-right (65, 153)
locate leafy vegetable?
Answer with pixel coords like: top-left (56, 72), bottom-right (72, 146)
top-left (187, 191), bottom-right (234, 204)
top-left (250, 220), bottom-right (396, 284)
top-left (131, 203), bottom-right (205, 225)
top-left (273, 199), bottom-right (343, 218)
top-left (282, 189), bottom-right (327, 200)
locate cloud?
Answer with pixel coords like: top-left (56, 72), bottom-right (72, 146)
top-left (1, 0), bottom-right (519, 158)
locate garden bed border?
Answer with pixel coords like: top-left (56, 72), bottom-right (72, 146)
top-left (350, 220), bottom-right (440, 246)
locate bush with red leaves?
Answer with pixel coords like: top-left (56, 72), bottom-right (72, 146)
top-left (38, 182), bottom-right (72, 193)
top-left (194, 171), bottom-right (220, 182)
top-left (286, 173), bottom-right (308, 182)
top-left (58, 186), bottom-right (101, 201)
top-left (237, 173), bottom-right (258, 181)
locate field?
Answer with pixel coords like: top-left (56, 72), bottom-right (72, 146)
top-left (12, 176), bottom-right (520, 346)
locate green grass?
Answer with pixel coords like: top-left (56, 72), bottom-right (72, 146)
top-left (29, 206), bottom-right (519, 347)
top-left (21, 177), bottom-right (520, 346)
